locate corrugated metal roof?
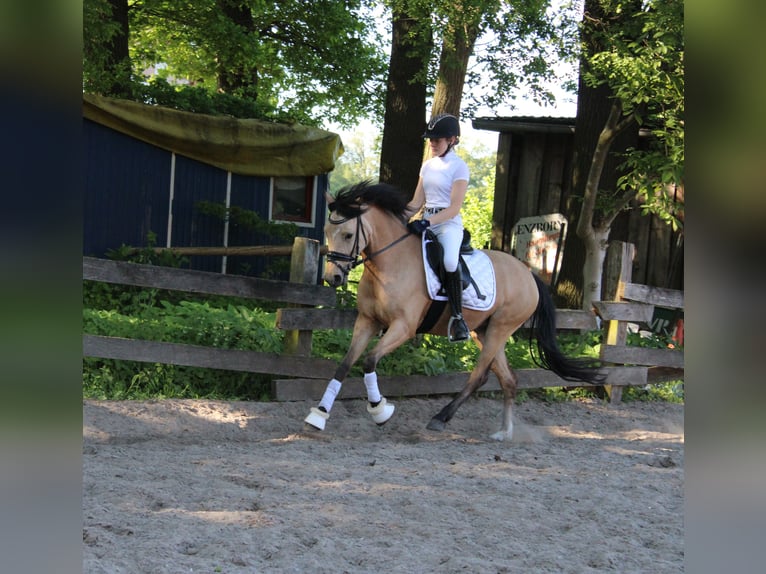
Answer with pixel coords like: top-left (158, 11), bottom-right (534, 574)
top-left (472, 116), bottom-right (575, 134)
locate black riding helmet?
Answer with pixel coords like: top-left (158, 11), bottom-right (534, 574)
top-left (422, 113), bottom-right (460, 139)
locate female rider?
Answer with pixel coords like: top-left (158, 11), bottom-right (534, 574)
top-left (407, 113), bottom-right (470, 342)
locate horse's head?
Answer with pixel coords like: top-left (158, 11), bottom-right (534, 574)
top-left (322, 181), bottom-right (409, 287)
top-left (323, 195), bottom-right (370, 287)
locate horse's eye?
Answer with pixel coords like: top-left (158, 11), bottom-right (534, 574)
top-left (343, 233), bottom-right (354, 241)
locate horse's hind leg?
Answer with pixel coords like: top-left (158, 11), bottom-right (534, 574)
top-left (427, 323), bottom-right (518, 439)
top-left (426, 367), bottom-right (491, 432)
top-left (487, 350), bottom-right (518, 441)
top-left (426, 329), bottom-right (492, 432)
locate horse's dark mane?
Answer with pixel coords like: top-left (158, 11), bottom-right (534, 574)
top-left (329, 180), bottom-right (410, 220)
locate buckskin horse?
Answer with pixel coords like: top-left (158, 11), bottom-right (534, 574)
top-left (304, 181), bottom-right (604, 440)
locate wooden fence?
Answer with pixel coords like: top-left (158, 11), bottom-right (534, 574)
top-left (83, 238), bottom-right (683, 403)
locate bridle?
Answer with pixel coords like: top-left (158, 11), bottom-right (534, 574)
top-left (325, 209), bottom-right (411, 280)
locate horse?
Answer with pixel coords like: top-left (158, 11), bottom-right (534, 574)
top-left (304, 181), bottom-right (604, 440)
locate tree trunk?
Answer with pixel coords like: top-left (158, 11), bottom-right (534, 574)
top-left (105, 0), bottom-right (132, 98)
top-left (555, 0), bottom-right (640, 309)
top-left (555, 78), bottom-right (611, 308)
top-left (581, 227), bottom-right (609, 311)
top-left (378, 11), bottom-right (431, 195)
top-left (431, 17), bottom-right (478, 116)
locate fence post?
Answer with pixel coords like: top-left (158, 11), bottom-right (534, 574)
top-left (283, 237), bottom-right (322, 357)
top-left (602, 241), bottom-right (635, 404)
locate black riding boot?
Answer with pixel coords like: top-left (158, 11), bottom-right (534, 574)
top-left (444, 271), bottom-right (470, 342)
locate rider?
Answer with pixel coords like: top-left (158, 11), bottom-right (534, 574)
top-left (407, 113), bottom-right (470, 342)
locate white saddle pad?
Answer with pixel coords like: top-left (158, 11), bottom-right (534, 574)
top-left (421, 235), bottom-right (496, 311)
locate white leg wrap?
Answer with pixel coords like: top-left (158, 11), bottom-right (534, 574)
top-left (305, 379), bottom-right (341, 431)
top-left (366, 396), bottom-right (395, 425)
top-left (364, 371), bottom-right (382, 404)
top-left (318, 378), bottom-right (342, 412)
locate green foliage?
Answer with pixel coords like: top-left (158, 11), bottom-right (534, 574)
top-left (329, 130), bottom-right (382, 193)
top-left (83, 294), bottom-right (281, 400)
top-left (195, 201), bottom-right (298, 242)
top-left (460, 140), bottom-right (496, 249)
top-left (582, 0), bottom-right (685, 229)
top-left (83, 0), bottom-right (387, 125)
top-left (135, 78), bottom-right (303, 124)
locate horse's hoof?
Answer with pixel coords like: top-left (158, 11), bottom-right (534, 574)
top-left (367, 397), bottom-right (395, 425)
top-left (490, 430), bottom-right (512, 441)
top-left (426, 418), bottom-right (446, 432)
top-left (304, 407), bottom-right (329, 430)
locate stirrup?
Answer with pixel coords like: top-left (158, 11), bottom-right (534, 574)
top-left (304, 407), bottom-right (329, 430)
top-left (448, 316), bottom-right (470, 342)
top-left (366, 397), bottom-right (395, 425)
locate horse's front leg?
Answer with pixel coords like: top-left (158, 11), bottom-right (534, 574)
top-left (304, 315), bottom-right (379, 431)
top-left (358, 319), bottom-right (414, 426)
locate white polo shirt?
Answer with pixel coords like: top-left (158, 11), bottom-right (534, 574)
top-left (420, 149), bottom-right (470, 209)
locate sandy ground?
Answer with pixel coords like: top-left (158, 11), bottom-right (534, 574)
top-left (83, 396), bottom-right (684, 573)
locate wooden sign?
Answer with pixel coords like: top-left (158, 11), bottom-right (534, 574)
top-left (510, 213), bottom-right (568, 285)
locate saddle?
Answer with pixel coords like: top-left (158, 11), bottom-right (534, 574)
top-left (424, 229), bottom-right (484, 298)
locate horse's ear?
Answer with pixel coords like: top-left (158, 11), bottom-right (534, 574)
top-left (325, 191), bottom-right (337, 212)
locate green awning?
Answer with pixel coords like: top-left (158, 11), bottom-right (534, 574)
top-left (83, 94), bottom-right (343, 177)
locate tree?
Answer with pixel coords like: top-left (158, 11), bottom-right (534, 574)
top-left (378, 0), bottom-right (561, 194)
top-left (83, 0), bottom-right (132, 97)
top-left (378, 5), bottom-right (433, 191)
top-left (83, 0), bottom-right (388, 125)
top-left (564, 0), bottom-right (684, 310)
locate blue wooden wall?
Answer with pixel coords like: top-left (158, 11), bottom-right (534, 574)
top-left (83, 119), bottom-right (328, 278)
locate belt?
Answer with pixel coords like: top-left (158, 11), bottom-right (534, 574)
top-left (424, 207), bottom-right (445, 215)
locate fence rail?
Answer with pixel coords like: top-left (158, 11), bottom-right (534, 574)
top-left (83, 238), bottom-right (683, 403)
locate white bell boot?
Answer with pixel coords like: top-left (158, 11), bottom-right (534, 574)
top-left (304, 407), bottom-right (329, 430)
top-left (366, 397), bottom-right (395, 425)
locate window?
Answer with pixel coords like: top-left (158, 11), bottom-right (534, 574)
top-left (271, 176), bottom-right (315, 226)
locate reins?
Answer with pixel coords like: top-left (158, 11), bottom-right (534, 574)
top-left (326, 210), bottom-right (411, 273)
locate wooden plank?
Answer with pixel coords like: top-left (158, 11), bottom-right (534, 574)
top-left (601, 241), bottom-right (636, 404)
top-left (83, 256), bottom-right (337, 306)
top-left (272, 366), bottom-right (645, 401)
top-left (134, 245), bottom-right (329, 257)
top-left (647, 366), bottom-right (685, 384)
top-left (553, 309), bottom-right (598, 330)
top-left (515, 133), bottom-right (544, 218)
top-left (140, 245), bottom-right (298, 257)
top-left (623, 282), bottom-right (684, 310)
top-left (603, 241), bottom-right (635, 304)
top-left (276, 308), bottom-right (358, 330)
top-left (592, 301), bottom-right (654, 322)
top-left (491, 134), bottom-right (513, 251)
top-left (282, 238), bottom-right (322, 357)
top-left (279, 307), bottom-right (595, 332)
top-left (600, 345), bottom-right (684, 369)
top-left (522, 309), bottom-right (598, 330)
top-left (82, 334), bottom-right (337, 378)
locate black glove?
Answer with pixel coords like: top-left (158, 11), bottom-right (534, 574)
top-left (407, 219), bottom-right (430, 235)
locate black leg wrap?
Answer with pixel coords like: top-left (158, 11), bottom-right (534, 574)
top-left (444, 271), bottom-right (470, 342)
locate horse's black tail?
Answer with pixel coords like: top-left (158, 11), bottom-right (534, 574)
top-left (528, 274), bottom-right (606, 385)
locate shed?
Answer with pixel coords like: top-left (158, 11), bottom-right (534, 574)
top-left (83, 94), bottom-right (343, 277)
top-left (472, 116), bottom-right (683, 291)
